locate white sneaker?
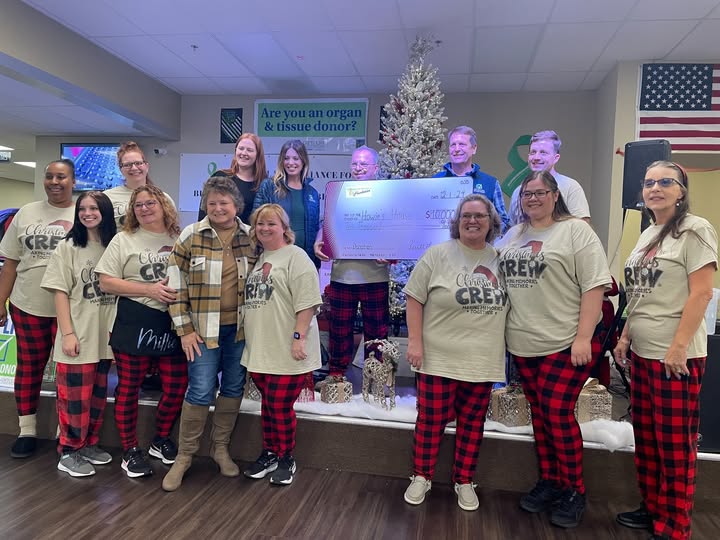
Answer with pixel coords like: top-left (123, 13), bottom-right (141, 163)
top-left (454, 482), bottom-right (479, 511)
top-left (404, 475), bottom-right (431, 505)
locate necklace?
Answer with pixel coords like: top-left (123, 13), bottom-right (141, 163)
top-left (214, 224), bottom-right (237, 254)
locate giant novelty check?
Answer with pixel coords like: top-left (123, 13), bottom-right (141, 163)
top-left (321, 177), bottom-right (475, 259)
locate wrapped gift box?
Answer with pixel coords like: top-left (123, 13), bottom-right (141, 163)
top-left (575, 378), bottom-right (612, 423)
top-left (487, 385), bottom-right (531, 427)
top-left (244, 376), bottom-right (262, 401)
top-left (320, 380), bottom-right (353, 404)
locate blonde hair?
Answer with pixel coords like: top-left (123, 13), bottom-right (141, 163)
top-left (249, 203), bottom-right (295, 250)
top-left (124, 185), bottom-right (180, 237)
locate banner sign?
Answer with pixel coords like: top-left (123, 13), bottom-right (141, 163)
top-left (254, 98), bottom-right (368, 154)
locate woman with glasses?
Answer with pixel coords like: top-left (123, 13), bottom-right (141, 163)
top-left (403, 194), bottom-right (507, 512)
top-left (614, 161), bottom-right (717, 540)
top-left (96, 186), bottom-right (187, 478)
top-left (0, 159), bottom-right (76, 458)
top-left (105, 141), bottom-right (177, 228)
top-left (497, 171), bottom-right (611, 529)
top-left (252, 140), bottom-right (320, 267)
top-left (198, 133), bottom-right (268, 225)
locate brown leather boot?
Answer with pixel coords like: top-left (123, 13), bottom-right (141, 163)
top-left (162, 402), bottom-right (209, 491)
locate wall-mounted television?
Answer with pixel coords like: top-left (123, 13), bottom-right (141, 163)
top-left (61, 143), bottom-right (125, 191)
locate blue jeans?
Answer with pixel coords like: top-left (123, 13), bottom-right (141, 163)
top-left (185, 325), bottom-right (246, 406)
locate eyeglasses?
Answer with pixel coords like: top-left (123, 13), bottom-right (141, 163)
top-left (133, 200), bottom-right (158, 210)
top-left (642, 178), bottom-right (681, 189)
top-left (460, 213), bottom-right (489, 221)
top-left (351, 162), bottom-right (376, 170)
top-left (520, 189), bottom-right (553, 200)
top-left (120, 160), bottom-right (147, 170)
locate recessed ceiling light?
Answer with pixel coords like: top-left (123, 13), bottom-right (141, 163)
top-left (14, 161), bottom-right (36, 168)
top-left (0, 145), bottom-right (14, 151)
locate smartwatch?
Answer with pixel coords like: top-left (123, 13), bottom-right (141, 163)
top-left (293, 332), bottom-right (304, 340)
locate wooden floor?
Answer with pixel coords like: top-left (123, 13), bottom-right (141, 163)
top-left (1, 435), bottom-right (718, 540)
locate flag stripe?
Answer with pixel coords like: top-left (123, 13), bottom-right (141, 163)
top-left (668, 144), bottom-right (720, 151)
top-left (639, 116), bottom-right (720, 125)
top-left (639, 130), bottom-right (720, 138)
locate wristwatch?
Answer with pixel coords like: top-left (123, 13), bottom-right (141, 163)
top-left (293, 332), bottom-right (305, 340)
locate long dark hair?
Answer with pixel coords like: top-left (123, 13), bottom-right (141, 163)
top-left (641, 160), bottom-right (693, 257)
top-left (66, 191), bottom-right (116, 248)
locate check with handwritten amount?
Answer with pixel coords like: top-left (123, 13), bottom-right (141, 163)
top-left (321, 177), bottom-right (474, 259)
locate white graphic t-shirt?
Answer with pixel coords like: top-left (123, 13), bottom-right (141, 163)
top-left (404, 240), bottom-right (507, 383)
top-left (498, 219), bottom-right (611, 357)
top-left (95, 228), bottom-right (176, 312)
top-left (625, 214), bottom-right (718, 360)
top-left (0, 201), bottom-right (74, 316)
top-left (41, 239), bottom-right (115, 364)
top-left (241, 244), bottom-right (322, 375)
top-left (104, 185), bottom-right (177, 229)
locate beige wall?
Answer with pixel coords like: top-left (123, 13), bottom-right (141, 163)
top-left (0, 177), bottom-right (34, 208)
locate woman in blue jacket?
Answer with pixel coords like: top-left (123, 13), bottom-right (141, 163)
top-left (253, 140), bottom-right (320, 267)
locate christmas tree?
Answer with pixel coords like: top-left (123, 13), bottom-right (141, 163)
top-left (378, 36), bottom-right (448, 179)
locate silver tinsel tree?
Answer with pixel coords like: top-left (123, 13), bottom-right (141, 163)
top-left (378, 36), bottom-right (448, 179)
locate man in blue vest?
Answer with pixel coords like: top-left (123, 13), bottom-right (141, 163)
top-left (434, 125), bottom-right (510, 232)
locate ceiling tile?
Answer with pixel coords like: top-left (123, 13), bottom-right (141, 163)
top-left (524, 71), bottom-right (587, 91)
top-left (710, 3), bottom-right (720, 17)
top-left (580, 71), bottom-right (610, 90)
top-left (159, 77), bottom-right (224, 95)
top-left (23, 0), bottom-right (139, 37)
top-left (322, 0), bottom-right (403, 30)
top-left (397, 0), bottom-right (474, 28)
top-left (531, 22), bottom-right (620, 72)
top-left (404, 28), bottom-right (472, 74)
top-left (439, 74), bottom-right (469, 92)
top-left (215, 33), bottom-right (304, 78)
top-left (341, 31), bottom-right (409, 77)
top-left (102, 0), bottom-right (205, 34)
top-left (629, 0), bottom-right (720, 20)
top-left (154, 34), bottom-right (252, 78)
top-left (362, 76), bottom-right (402, 94)
top-left (592, 20), bottom-right (697, 72)
top-left (93, 36), bottom-right (203, 78)
top-left (663, 19), bottom-right (720, 60)
top-left (474, 26), bottom-right (542, 73)
top-left (475, 0), bottom-right (555, 26)
top-left (469, 73), bottom-right (526, 92)
top-left (211, 78), bottom-right (272, 94)
top-left (273, 32), bottom-right (356, 77)
top-left (310, 77), bottom-right (366, 94)
top-left (551, 0), bottom-right (635, 23)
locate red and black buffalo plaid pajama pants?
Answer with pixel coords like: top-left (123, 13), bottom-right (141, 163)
top-left (412, 372), bottom-right (493, 484)
top-left (250, 372), bottom-right (307, 457)
top-left (328, 281), bottom-right (389, 377)
top-left (55, 360), bottom-right (111, 454)
top-left (630, 353), bottom-right (705, 540)
top-left (8, 303), bottom-right (56, 416)
top-left (112, 350), bottom-right (187, 451)
top-left (513, 345), bottom-right (598, 495)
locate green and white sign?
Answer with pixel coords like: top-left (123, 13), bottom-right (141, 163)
top-left (255, 98), bottom-right (368, 154)
top-left (0, 330), bottom-right (17, 388)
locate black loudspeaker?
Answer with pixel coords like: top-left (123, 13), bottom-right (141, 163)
top-left (622, 139), bottom-right (672, 210)
top-left (699, 333), bottom-right (720, 453)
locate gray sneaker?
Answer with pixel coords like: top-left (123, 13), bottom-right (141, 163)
top-left (78, 445), bottom-right (112, 465)
top-left (58, 452), bottom-right (96, 477)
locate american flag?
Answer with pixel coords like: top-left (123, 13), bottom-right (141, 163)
top-left (638, 63), bottom-right (720, 152)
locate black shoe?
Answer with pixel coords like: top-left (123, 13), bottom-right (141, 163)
top-left (10, 436), bottom-right (36, 458)
top-left (149, 436), bottom-right (177, 465)
top-left (269, 455), bottom-right (296, 486)
top-left (244, 449), bottom-right (278, 479)
top-left (121, 447), bottom-right (153, 478)
top-left (550, 490), bottom-right (586, 528)
top-left (519, 479), bottom-right (563, 513)
top-left (616, 504), bottom-right (652, 530)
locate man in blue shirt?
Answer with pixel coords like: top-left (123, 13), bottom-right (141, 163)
top-left (434, 125), bottom-right (510, 232)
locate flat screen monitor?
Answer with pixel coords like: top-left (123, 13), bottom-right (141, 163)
top-left (61, 143), bottom-right (125, 191)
